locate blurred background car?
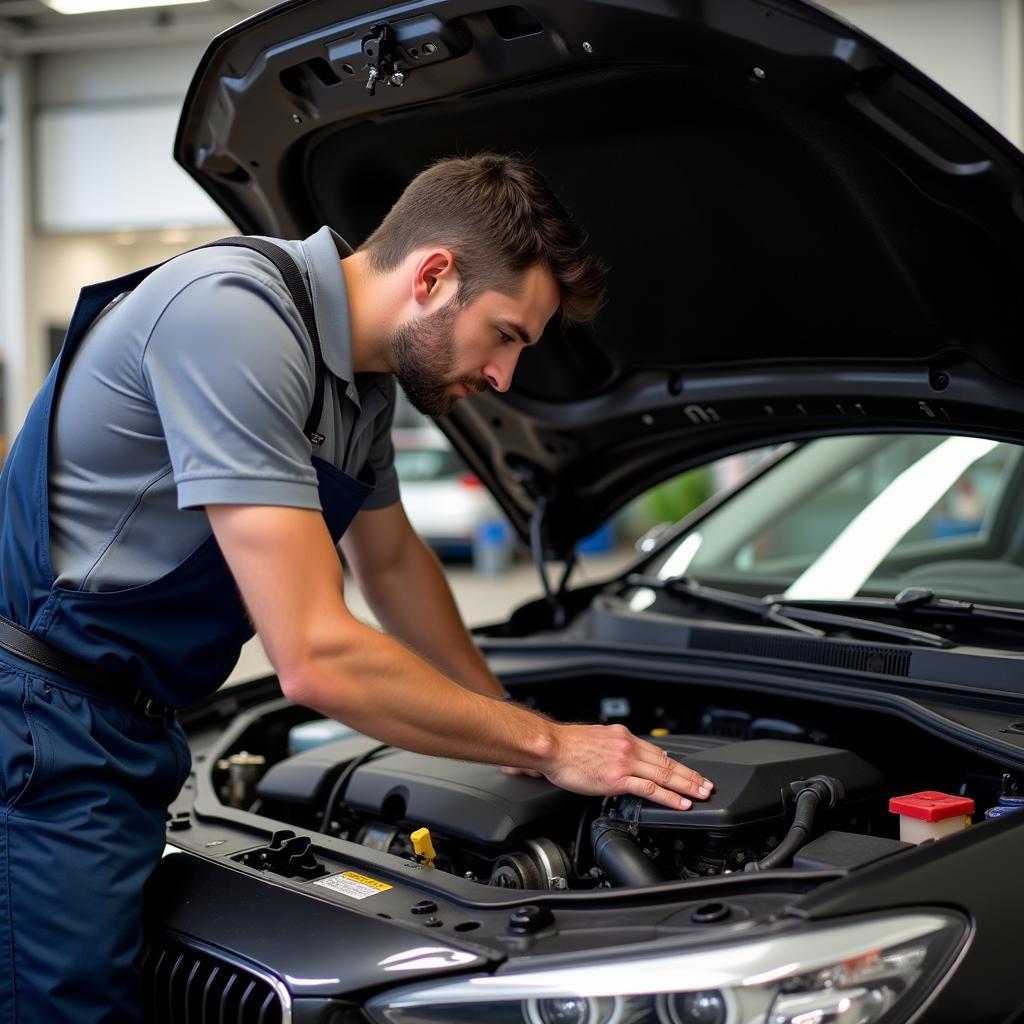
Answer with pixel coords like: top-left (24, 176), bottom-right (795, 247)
top-left (393, 424), bottom-right (506, 561)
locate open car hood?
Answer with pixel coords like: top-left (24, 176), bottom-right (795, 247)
top-left (177, 0), bottom-right (1024, 556)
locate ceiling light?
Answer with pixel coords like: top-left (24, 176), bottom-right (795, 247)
top-left (42, 0), bottom-right (209, 15)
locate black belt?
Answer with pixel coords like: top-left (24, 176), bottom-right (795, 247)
top-left (0, 614), bottom-right (176, 718)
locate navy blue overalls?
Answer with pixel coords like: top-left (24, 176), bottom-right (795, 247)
top-left (0, 241), bottom-right (373, 1024)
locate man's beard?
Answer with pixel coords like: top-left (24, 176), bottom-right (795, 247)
top-left (387, 298), bottom-right (486, 417)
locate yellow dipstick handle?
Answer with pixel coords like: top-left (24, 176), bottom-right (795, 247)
top-left (411, 827), bottom-right (436, 867)
top-left (650, 728), bottom-right (669, 737)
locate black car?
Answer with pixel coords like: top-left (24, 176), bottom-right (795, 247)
top-left (148, 1), bottom-right (1024, 1021)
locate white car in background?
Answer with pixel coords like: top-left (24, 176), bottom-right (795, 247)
top-left (393, 426), bottom-right (506, 559)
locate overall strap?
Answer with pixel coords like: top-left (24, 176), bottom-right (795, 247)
top-left (203, 237), bottom-right (328, 446)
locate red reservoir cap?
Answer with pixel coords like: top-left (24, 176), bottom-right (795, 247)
top-left (889, 791), bottom-right (975, 822)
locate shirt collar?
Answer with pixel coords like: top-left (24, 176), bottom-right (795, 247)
top-left (299, 225), bottom-right (365, 406)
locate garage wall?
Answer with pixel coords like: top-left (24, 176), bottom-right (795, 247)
top-left (34, 40), bottom-right (206, 105)
top-left (36, 104), bottom-right (226, 233)
top-left (34, 42), bottom-right (228, 233)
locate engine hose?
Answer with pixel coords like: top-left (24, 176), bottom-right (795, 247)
top-left (319, 744), bottom-right (391, 834)
top-left (591, 817), bottom-right (663, 887)
top-left (749, 780), bottom-right (831, 872)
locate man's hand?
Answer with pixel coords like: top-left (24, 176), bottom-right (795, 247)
top-left (539, 723), bottom-right (714, 811)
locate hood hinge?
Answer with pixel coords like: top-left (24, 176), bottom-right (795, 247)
top-left (363, 23), bottom-right (403, 95)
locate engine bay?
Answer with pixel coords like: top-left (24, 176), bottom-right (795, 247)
top-left (207, 677), bottom-right (1016, 892)
top-left (247, 732), bottom-right (887, 887)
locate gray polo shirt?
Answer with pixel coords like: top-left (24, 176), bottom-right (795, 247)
top-left (48, 226), bottom-right (400, 592)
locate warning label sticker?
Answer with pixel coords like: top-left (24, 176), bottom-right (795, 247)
top-left (314, 870), bottom-right (393, 900)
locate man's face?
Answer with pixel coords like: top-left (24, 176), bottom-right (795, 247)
top-left (387, 263), bottom-right (560, 418)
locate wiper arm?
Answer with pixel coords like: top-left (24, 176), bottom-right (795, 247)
top-left (895, 587), bottom-right (1024, 624)
top-left (764, 598), bottom-right (953, 648)
top-left (626, 573), bottom-right (825, 636)
top-left (627, 574), bottom-right (953, 649)
top-left (776, 587), bottom-right (1024, 629)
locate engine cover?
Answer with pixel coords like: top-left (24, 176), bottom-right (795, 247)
top-left (627, 738), bottom-right (883, 831)
top-left (256, 734), bottom-right (587, 844)
top-left (343, 750), bottom-right (583, 843)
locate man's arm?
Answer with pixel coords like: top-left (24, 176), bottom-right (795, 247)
top-left (207, 504), bottom-right (714, 810)
top-left (339, 501), bottom-right (504, 697)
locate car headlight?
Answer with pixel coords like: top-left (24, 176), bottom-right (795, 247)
top-left (364, 911), bottom-right (967, 1024)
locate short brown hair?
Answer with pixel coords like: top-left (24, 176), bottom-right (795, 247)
top-left (359, 153), bottom-right (606, 324)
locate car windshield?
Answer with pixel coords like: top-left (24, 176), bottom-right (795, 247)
top-left (642, 434), bottom-right (1024, 608)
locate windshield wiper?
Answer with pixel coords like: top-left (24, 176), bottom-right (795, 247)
top-left (774, 587), bottom-right (1024, 630)
top-left (625, 574), bottom-right (953, 649)
top-left (626, 573), bottom-right (825, 636)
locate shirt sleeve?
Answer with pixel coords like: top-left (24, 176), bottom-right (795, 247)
top-left (141, 270), bottom-right (322, 511)
top-left (360, 377), bottom-right (401, 511)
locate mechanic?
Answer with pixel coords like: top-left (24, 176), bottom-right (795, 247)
top-left (0, 154), bottom-right (714, 1023)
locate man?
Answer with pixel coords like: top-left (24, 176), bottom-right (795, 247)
top-left (0, 154), bottom-right (713, 1023)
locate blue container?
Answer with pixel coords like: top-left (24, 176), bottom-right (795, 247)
top-left (579, 521), bottom-right (614, 554)
top-left (984, 795), bottom-right (1024, 821)
top-left (473, 519), bottom-right (513, 575)
top-left (930, 518), bottom-right (982, 539)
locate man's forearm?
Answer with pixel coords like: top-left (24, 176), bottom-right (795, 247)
top-left (286, 618), bottom-right (712, 810)
top-left (287, 617), bottom-right (548, 765)
top-left (355, 531), bottom-right (506, 698)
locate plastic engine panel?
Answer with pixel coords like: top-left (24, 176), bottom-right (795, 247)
top-left (257, 735), bottom-right (881, 845)
top-left (633, 738), bottom-right (883, 831)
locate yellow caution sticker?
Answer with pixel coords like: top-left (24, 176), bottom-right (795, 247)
top-left (314, 870), bottom-right (393, 900)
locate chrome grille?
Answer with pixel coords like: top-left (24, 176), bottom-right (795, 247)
top-left (140, 934), bottom-right (288, 1024)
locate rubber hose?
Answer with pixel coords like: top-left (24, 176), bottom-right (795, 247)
top-left (591, 818), bottom-right (663, 887)
top-left (752, 783), bottom-right (825, 871)
top-left (319, 744), bottom-right (390, 834)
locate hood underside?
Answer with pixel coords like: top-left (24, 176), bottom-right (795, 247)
top-left (177, 0), bottom-right (1024, 554)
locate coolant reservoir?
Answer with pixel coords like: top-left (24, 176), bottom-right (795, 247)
top-left (889, 791), bottom-right (974, 844)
